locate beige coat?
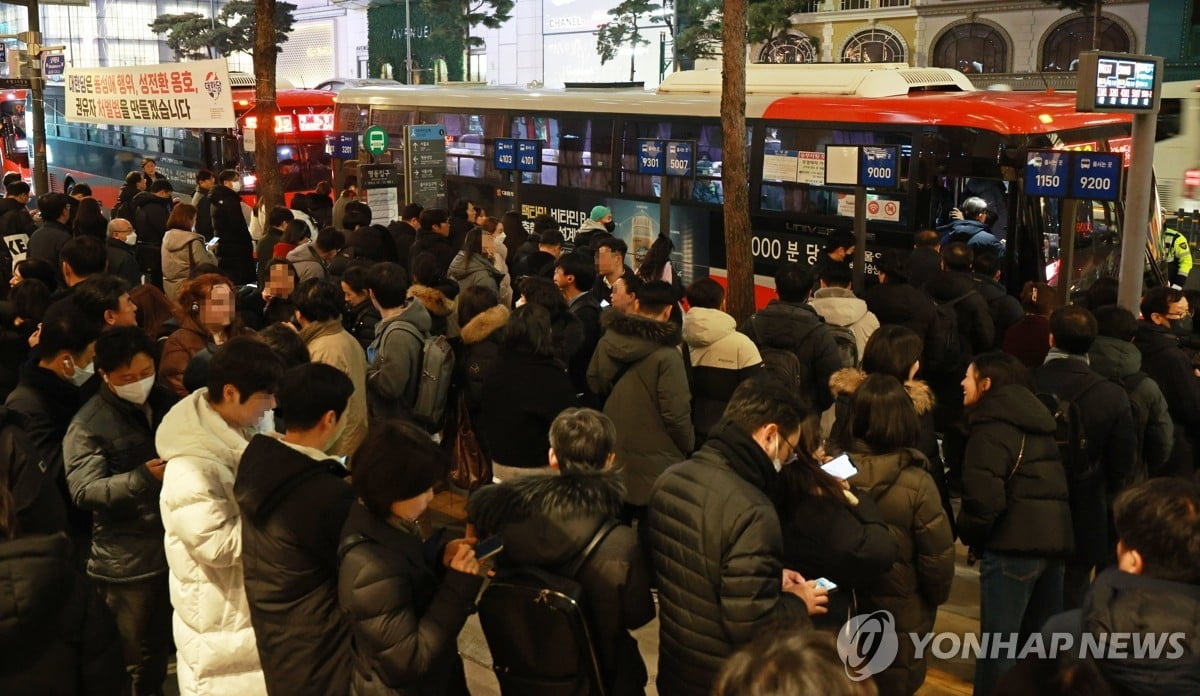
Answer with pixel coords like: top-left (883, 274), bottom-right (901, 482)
top-left (299, 319), bottom-right (369, 457)
top-left (161, 228), bottom-right (216, 302)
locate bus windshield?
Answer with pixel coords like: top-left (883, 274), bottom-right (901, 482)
top-left (0, 99), bottom-right (29, 168)
top-left (240, 142), bottom-right (334, 192)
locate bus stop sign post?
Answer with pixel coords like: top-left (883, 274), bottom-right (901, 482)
top-left (824, 145), bottom-right (898, 295)
top-left (1074, 50), bottom-right (1163, 315)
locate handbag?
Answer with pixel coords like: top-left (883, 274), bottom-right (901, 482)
top-left (449, 393), bottom-right (491, 491)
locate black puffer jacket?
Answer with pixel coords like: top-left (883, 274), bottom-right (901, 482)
top-left (958, 384), bottom-right (1073, 556)
top-left (338, 502), bottom-right (483, 696)
top-left (481, 350), bottom-right (578, 469)
top-left (468, 470), bottom-right (656, 696)
top-left (739, 299), bottom-right (842, 411)
top-left (1134, 321), bottom-right (1200, 476)
top-left (1088, 335), bottom-right (1174, 478)
top-left (972, 273), bottom-right (1023, 348)
top-left (345, 298), bottom-right (382, 352)
top-left (454, 304), bottom-right (508, 414)
top-left (63, 384), bottom-right (177, 581)
top-left (235, 434), bottom-right (355, 696)
top-left (130, 191), bottom-right (170, 246)
top-left (863, 282), bottom-right (942, 365)
top-left (1031, 357), bottom-right (1137, 565)
top-left (0, 533), bottom-right (125, 695)
top-left (408, 230), bottom-right (457, 277)
top-left (924, 269), bottom-right (996, 361)
top-left (646, 420), bottom-right (810, 696)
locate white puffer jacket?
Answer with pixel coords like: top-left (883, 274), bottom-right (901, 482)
top-left (157, 389), bottom-right (268, 696)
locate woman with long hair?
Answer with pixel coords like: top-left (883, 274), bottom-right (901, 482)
top-left (447, 226), bottom-right (504, 296)
top-left (72, 196), bottom-right (108, 240)
top-left (635, 234), bottom-right (675, 285)
top-left (161, 203), bottom-right (214, 302)
top-left (498, 210), bottom-right (527, 266)
top-left (1002, 281), bottom-right (1057, 368)
top-left (837, 373), bottom-right (955, 696)
top-left (159, 273), bottom-right (242, 396)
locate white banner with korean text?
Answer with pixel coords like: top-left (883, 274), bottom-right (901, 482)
top-left (64, 59), bottom-right (236, 128)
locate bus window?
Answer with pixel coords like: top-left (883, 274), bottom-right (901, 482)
top-left (620, 119), bottom-right (725, 204)
top-left (432, 112), bottom-right (503, 178)
top-left (510, 116), bottom-right (613, 190)
top-left (338, 103), bottom-right (368, 134)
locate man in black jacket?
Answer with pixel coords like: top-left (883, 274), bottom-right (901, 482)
top-left (469, 408), bottom-right (655, 696)
top-left (739, 262), bottom-right (842, 411)
top-left (64, 327), bottom-right (178, 696)
top-left (555, 252), bottom-right (602, 406)
top-left (1135, 287), bottom-right (1200, 476)
top-left (646, 377), bottom-right (828, 696)
top-left (210, 169), bottom-right (255, 284)
top-left (0, 181), bottom-right (34, 288)
top-left (863, 251), bottom-right (941, 365)
top-left (27, 192), bottom-right (74, 285)
top-left (1032, 306), bottom-right (1137, 610)
top-left (409, 207), bottom-right (457, 276)
top-left (972, 249), bottom-right (1023, 347)
top-left (235, 362), bottom-right (356, 696)
top-left (387, 202), bottom-right (421, 272)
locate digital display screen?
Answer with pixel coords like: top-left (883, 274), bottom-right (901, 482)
top-left (1094, 56), bottom-right (1156, 109)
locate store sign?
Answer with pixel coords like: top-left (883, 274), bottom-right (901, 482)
top-left (64, 58), bottom-right (235, 128)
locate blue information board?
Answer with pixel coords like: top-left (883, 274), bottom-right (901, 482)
top-left (638, 140), bottom-right (664, 175)
top-left (516, 140), bottom-right (542, 172)
top-left (860, 146), bottom-right (899, 188)
top-left (325, 133), bottom-right (357, 159)
top-left (494, 138), bottom-right (516, 171)
top-left (665, 141), bottom-right (694, 177)
top-left (43, 54), bottom-right (65, 77)
top-left (1070, 152), bottom-right (1121, 201)
top-left (1024, 150), bottom-right (1071, 197)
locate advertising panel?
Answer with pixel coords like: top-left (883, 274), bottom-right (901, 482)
top-left (64, 58), bottom-right (236, 128)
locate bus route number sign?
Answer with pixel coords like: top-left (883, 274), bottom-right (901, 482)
top-left (1070, 152), bottom-right (1121, 202)
top-left (495, 138), bottom-right (516, 170)
top-left (1025, 150), bottom-right (1070, 198)
top-left (516, 140), bottom-right (542, 172)
top-left (665, 140), bottom-right (693, 177)
top-left (638, 140), bottom-right (664, 176)
top-left (860, 146), bottom-right (898, 188)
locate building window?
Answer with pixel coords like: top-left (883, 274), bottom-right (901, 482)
top-left (878, 0), bottom-right (910, 7)
top-left (1041, 15), bottom-right (1130, 71)
top-left (841, 0), bottom-right (869, 9)
top-left (758, 33), bottom-right (819, 64)
top-left (842, 28), bottom-right (906, 63)
top-left (932, 23), bottom-right (1008, 73)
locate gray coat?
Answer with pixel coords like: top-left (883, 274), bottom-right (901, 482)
top-left (587, 311), bottom-right (694, 505)
top-left (446, 251), bottom-right (501, 296)
top-left (366, 299), bottom-right (432, 421)
top-left (286, 243), bottom-right (329, 284)
top-left (64, 383), bottom-right (178, 581)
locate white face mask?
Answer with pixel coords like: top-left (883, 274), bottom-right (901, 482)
top-left (124, 231), bottom-right (138, 246)
top-left (257, 409), bottom-right (276, 434)
top-left (515, 296), bottom-right (526, 308)
top-left (110, 374), bottom-right (155, 405)
top-left (230, 181), bottom-right (244, 193)
top-left (772, 435), bottom-right (783, 473)
top-left (66, 358), bottom-right (94, 387)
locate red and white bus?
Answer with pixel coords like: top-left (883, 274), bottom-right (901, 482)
top-left (0, 77), bottom-right (336, 207)
top-left (336, 63), bottom-right (1167, 301)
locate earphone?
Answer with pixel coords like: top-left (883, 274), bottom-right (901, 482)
top-left (191, 303), bottom-right (199, 313)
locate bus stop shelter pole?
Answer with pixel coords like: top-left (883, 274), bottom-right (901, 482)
top-left (852, 185), bottom-right (867, 296)
top-left (1118, 112), bottom-right (1157, 315)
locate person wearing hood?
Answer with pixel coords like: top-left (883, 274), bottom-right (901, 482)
top-left (588, 280), bottom-right (694, 520)
top-left (448, 227), bottom-right (503, 297)
top-left (409, 208), bottom-right (457, 276)
top-left (235, 363), bottom-right (355, 696)
top-left (739, 262), bottom-right (844, 412)
top-left (683, 277), bottom-right (762, 441)
top-left (63, 327), bottom-right (179, 696)
top-left (407, 252), bottom-right (459, 338)
top-left (468, 408), bottom-right (655, 696)
top-left (6, 303), bottom-right (101, 540)
top-left (157, 337), bottom-right (284, 696)
top-left (130, 180), bottom-right (173, 287)
top-left (1134, 287), bottom-right (1200, 476)
top-left (1032, 306), bottom-right (1137, 611)
top-left (574, 205), bottom-right (613, 255)
top-left (835, 374), bottom-right (955, 696)
top-left (1020, 478), bottom-right (1200, 695)
top-left (1089, 305), bottom-right (1174, 479)
top-left (161, 205), bottom-right (216, 302)
top-left (810, 263), bottom-right (880, 362)
top-left (293, 279), bottom-right (368, 457)
top-left (481, 303), bottom-right (578, 481)
top-left (364, 262), bottom-right (434, 423)
top-left (453, 286), bottom-right (509, 428)
top-left (646, 377), bottom-right (828, 696)
top-left (937, 196), bottom-right (1003, 256)
top-left (957, 351), bottom-right (1073, 696)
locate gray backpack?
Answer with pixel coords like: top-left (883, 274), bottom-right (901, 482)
top-left (394, 323), bottom-right (455, 433)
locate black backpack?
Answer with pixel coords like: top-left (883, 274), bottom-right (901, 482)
top-left (1117, 372), bottom-right (1152, 479)
top-left (1035, 374), bottom-right (1105, 481)
top-left (477, 519), bottom-right (620, 696)
top-left (930, 291), bottom-right (974, 372)
top-left (750, 314), bottom-right (807, 393)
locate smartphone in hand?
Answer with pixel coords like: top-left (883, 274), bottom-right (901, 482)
top-left (474, 534), bottom-right (504, 561)
top-left (820, 453), bottom-right (858, 480)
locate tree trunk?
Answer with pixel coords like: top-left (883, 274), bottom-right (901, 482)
top-left (254, 0), bottom-right (284, 211)
top-left (721, 0), bottom-right (752, 323)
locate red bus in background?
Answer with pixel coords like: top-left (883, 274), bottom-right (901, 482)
top-left (0, 79), bottom-right (335, 207)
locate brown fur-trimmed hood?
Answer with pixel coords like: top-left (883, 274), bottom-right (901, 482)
top-left (460, 304), bottom-right (509, 345)
top-left (406, 284), bottom-right (455, 317)
top-left (601, 309), bottom-right (681, 347)
top-left (828, 367), bottom-right (935, 415)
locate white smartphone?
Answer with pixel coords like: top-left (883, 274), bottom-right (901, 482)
top-left (820, 453), bottom-right (858, 480)
top-left (814, 577), bottom-right (839, 593)
top-left (206, 236), bottom-right (220, 247)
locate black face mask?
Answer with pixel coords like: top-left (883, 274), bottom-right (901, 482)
top-left (604, 221), bottom-right (616, 233)
top-left (1170, 315), bottom-right (1194, 337)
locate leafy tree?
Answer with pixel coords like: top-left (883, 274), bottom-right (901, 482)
top-left (673, 0), bottom-right (815, 64)
top-left (462, 0), bottom-right (515, 80)
top-left (148, 13), bottom-right (217, 60)
top-left (597, 0), bottom-right (671, 82)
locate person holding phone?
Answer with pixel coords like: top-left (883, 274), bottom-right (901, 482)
top-left (775, 413), bottom-right (899, 633)
top-left (338, 420), bottom-right (483, 696)
top-left (833, 373), bottom-right (954, 696)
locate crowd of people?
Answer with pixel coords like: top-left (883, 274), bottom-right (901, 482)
top-left (0, 169), bottom-right (1197, 696)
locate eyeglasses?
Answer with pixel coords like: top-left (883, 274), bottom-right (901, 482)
top-left (1166, 309), bottom-right (1194, 320)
